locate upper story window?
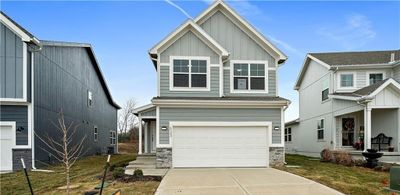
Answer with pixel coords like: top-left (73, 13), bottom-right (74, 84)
top-left (368, 73), bottom-right (384, 85)
top-left (94, 126), bottom-right (98, 142)
top-left (231, 61), bottom-right (268, 93)
top-left (170, 57), bottom-right (209, 91)
top-left (340, 74), bottom-right (354, 87)
top-left (321, 78), bottom-right (329, 101)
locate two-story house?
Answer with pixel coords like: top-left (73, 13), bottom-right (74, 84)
top-left (286, 50), bottom-right (400, 159)
top-left (0, 12), bottom-right (120, 171)
top-left (134, 0), bottom-right (289, 168)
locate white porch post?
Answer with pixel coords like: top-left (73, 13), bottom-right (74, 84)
top-left (138, 116), bottom-right (142, 155)
top-left (144, 121), bottom-right (148, 153)
top-left (364, 107), bottom-right (372, 151)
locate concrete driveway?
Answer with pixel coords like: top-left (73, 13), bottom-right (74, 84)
top-left (155, 168), bottom-right (343, 195)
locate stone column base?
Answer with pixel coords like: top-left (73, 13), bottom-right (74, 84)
top-left (269, 147), bottom-right (285, 167)
top-left (156, 148), bottom-right (172, 168)
top-left (13, 149), bottom-right (32, 170)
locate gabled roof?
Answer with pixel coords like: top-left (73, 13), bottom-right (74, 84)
top-left (41, 40), bottom-right (120, 109)
top-left (149, 20), bottom-right (229, 68)
top-left (309, 50), bottom-right (400, 66)
top-left (294, 50), bottom-right (400, 90)
top-left (330, 78), bottom-right (400, 101)
top-left (194, 0), bottom-right (288, 63)
top-left (0, 11), bottom-right (41, 46)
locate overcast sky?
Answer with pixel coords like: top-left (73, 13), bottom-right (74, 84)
top-left (3, 0), bottom-right (399, 121)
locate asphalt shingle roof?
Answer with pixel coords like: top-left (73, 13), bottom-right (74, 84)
top-left (310, 50), bottom-right (400, 66)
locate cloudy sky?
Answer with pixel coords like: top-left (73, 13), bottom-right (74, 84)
top-left (3, 0), bottom-right (399, 121)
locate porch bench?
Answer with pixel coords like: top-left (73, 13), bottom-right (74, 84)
top-left (371, 133), bottom-right (393, 151)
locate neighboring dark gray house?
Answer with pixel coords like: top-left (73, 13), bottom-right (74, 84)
top-left (133, 0), bottom-right (289, 169)
top-left (0, 12), bottom-right (120, 171)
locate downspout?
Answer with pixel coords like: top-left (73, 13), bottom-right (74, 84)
top-left (330, 67), bottom-right (339, 149)
top-left (283, 101), bottom-right (290, 165)
top-left (29, 43), bottom-right (42, 169)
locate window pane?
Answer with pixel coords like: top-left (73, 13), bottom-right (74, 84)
top-left (369, 73), bottom-right (383, 85)
top-left (285, 136), bottom-right (287, 142)
top-left (234, 77), bottom-right (248, 90)
top-left (288, 128), bottom-right (291, 134)
top-left (234, 64), bottom-right (248, 76)
top-left (340, 74), bottom-right (354, 87)
top-left (250, 77), bottom-right (265, 90)
top-left (322, 88), bottom-right (329, 101)
top-left (318, 130), bottom-right (324, 139)
top-left (173, 59), bottom-right (189, 72)
top-left (191, 74), bottom-right (207, 87)
top-left (288, 135), bottom-right (292, 141)
top-left (192, 60), bottom-right (207, 73)
top-left (250, 64), bottom-right (265, 76)
top-left (173, 74), bottom-right (189, 87)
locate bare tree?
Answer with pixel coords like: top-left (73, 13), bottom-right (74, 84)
top-left (118, 98), bottom-right (138, 134)
top-left (35, 112), bottom-right (86, 195)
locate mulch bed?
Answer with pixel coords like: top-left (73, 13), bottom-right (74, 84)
top-left (117, 175), bottom-right (162, 183)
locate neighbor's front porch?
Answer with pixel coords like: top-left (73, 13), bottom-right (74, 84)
top-left (334, 107), bottom-right (399, 153)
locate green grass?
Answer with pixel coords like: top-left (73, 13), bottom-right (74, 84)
top-left (0, 153), bottom-right (159, 195)
top-left (278, 154), bottom-right (390, 195)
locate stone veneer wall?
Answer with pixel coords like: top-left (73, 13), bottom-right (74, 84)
top-left (269, 147), bottom-right (284, 166)
top-left (156, 148), bottom-right (172, 168)
top-left (13, 149), bottom-right (32, 170)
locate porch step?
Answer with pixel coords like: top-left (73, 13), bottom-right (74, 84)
top-left (124, 168), bottom-right (168, 177)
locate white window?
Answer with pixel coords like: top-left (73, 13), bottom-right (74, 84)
top-left (322, 78), bottom-right (329, 101)
top-left (368, 73), bottom-right (384, 85)
top-left (317, 119), bottom-right (324, 140)
top-left (170, 57), bottom-right (210, 91)
top-left (88, 90), bottom-right (93, 107)
top-left (340, 74), bottom-right (354, 87)
top-left (231, 61), bottom-right (268, 93)
top-left (110, 131), bottom-right (116, 145)
top-left (94, 126), bottom-right (98, 142)
top-left (285, 128), bottom-right (292, 142)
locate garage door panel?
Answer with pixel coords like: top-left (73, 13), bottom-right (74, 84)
top-left (172, 125), bottom-right (269, 168)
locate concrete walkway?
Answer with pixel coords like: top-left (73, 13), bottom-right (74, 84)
top-left (155, 168), bottom-right (343, 195)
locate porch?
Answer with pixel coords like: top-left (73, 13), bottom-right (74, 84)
top-left (335, 107), bottom-right (399, 153)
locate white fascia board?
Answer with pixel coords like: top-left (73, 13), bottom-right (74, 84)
top-left (0, 14), bottom-right (40, 46)
top-left (134, 103), bottom-right (155, 114)
top-left (367, 78), bottom-right (400, 98)
top-left (294, 54), bottom-right (331, 90)
top-left (149, 20), bottom-right (228, 57)
top-left (329, 95), bottom-right (359, 101)
top-left (152, 99), bottom-right (289, 108)
top-left (194, 0), bottom-right (287, 61)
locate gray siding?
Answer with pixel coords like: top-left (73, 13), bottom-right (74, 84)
top-left (0, 105), bottom-right (28, 145)
top-left (159, 66), bottom-right (220, 97)
top-left (34, 45), bottom-right (118, 165)
top-left (0, 23), bottom-right (24, 99)
top-left (159, 30), bottom-right (219, 64)
top-left (159, 107), bottom-right (282, 144)
top-left (141, 108), bottom-right (156, 117)
top-left (200, 11), bottom-right (277, 96)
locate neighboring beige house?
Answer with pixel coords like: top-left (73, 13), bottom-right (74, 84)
top-left (287, 50), bottom-right (400, 161)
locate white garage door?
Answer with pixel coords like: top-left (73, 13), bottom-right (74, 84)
top-left (0, 124), bottom-right (14, 171)
top-left (172, 125), bottom-right (269, 168)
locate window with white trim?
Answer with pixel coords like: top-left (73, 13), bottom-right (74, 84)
top-left (285, 128), bottom-right (292, 142)
top-left (110, 131), bottom-right (116, 145)
top-left (317, 119), bottom-right (324, 140)
top-left (233, 63), bottom-right (266, 91)
top-left (322, 78), bottom-right (329, 101)
top-left (94, 126), bottom-right (98, 142)
top-left (368, 73), bottom-right (383, 85)
top-left (340, 74), bottom-right (354, 87)
top-left (172, 58), bottom-right (208, 89)
top-left (88, 90), bottom-right (93, 107)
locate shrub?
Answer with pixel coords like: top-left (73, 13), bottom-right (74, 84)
top-left (134, 169), bottom-right (143, 177)
top-left (113, 167), bottom-right (125, 179)
top-left (333, 150), bottom-right (354, 166)
top-left (320, 148), bottom-right (333, 162)
top-left (353, 159), bottom-right (365, 167)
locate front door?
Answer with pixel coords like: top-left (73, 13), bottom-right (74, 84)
top-left (342, 118), bottom-right (355, 146)
top-left (150, 121), bottom-right (156, 153)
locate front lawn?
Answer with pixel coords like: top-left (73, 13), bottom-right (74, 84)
top-left (0, 153), bottom-right (159, 194)
top-left (278, 154), bottom-right (390, 195)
